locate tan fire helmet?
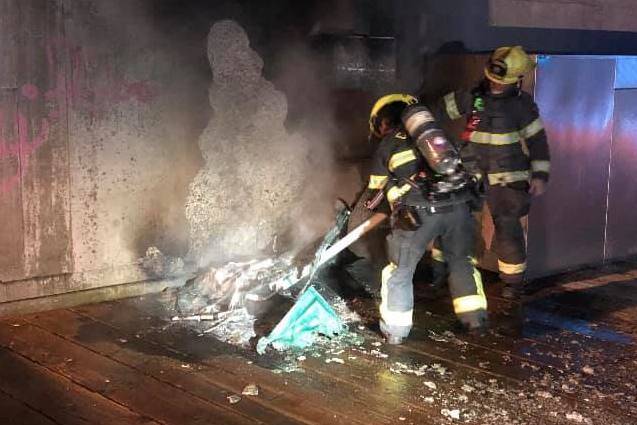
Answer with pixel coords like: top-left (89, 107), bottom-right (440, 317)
top-left (484, 46), bottom-right (535, 85)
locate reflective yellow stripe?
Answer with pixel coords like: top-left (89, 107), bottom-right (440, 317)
top-left (487, 170), bottom-right (530, 185)
top-left (368, 175), bottom-right (388, 189)
top-left (380, 263), bottom-right (413, 327)
top-left (453, 294), bottom-right (487, 314)
top-left (531, 160), bottom-right (550, 173)
top-left (381, 263), bottom-right (397, 286)
top-left (470, 131), bottom-right (520, 145)
top-left (444, 92), bottom-right (462, 120)
top-left (519, 118), bottom-right (544, 139)
top-left (431, 248), bottom-right (445, 262)
top-left (498, 260), bottom-right (527, 275)
top-left (388, 150), bottom-right (417, 172)
top-left (473, 265), bottom-right (485, 296)
top-left (386, 183), bottom-right (412, 204)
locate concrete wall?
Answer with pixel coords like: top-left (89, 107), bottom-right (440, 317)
top-left (489, 0), bottom-right (637, 32)
top-left (0, 0), bottom-right (206, 307)
top-left (0, 0), bottom-right (365, 311)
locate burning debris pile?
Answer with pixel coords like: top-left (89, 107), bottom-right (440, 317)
top-left (172, 204), bottom-right (365, 351)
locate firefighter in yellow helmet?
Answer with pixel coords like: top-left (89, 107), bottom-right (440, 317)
top-left (366, 94), bottom-right (487, 344)
top-left (434, 46), bottom-right (550, 300)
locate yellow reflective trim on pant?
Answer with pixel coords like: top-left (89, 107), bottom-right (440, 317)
top-left (469, 131), bottom-right (520, 145)
top-left (380, 263), bottom-right (413, 327)
top-left (453, 294), bottom-right (487, 314)
top-left (368, 175), bottom-right (388, 189)
top-left (498, 259), bottom-right (527, 275)
top-left (531, 160), bottom-right (550, 173)
top-left (431, 248), bottom-right (445, 262)
top-left (387, 183), bottom-right (412, 204)
top-left (519, 118), bottom-right (544, 139)
top-left (473, 265), bottom-right (485, 296)
top-left (381, 263), bottom-right (397, 286)
top-left (388, 149), bottom-right (417, 172)
top-left (487, 170), bottom-right (530, 185)
top-left (444, 92), bottom-right (462, 120)
top-left (452, 263), bottom-right (487, 316)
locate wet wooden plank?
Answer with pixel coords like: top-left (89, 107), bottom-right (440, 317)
top-left (406, 299), bottom-right (637, 419)
top-left (28, 291), bottom-right (637, 424)
top-left (301, 341), bottom-right (552, 424)
top-left (67, 300), bottom-right (417, 425)
top-left (17, 0), bottom-right (73, 278)
top-left (0, 346), bottom-right (156, 425)
top-left (297, 341), bottom-right (544, 425)
top-left (0, 320), bottom-right (259, 425)
top-left (80, 295), bottom-right (632, 424)
top-left (75, 293), bottom-right (637, 423)
top-left (21, 309), bottom-right (306, 425)
top-left (344, 292), bottom-right (637, 421)
top-left (0, 90), bottom-right (25, 281)
top-left (0, 388), bottom-right (57, 425)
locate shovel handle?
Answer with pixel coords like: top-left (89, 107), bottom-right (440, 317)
top-left (317, 212), bottom-right (388, 267)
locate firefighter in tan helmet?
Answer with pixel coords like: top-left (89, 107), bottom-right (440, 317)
top-left (434, 45), bottom-right (550, 301)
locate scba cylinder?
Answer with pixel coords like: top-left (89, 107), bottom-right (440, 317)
top-left (402, 106), bottom-right (460, 175)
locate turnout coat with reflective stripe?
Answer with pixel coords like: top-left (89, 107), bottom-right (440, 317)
top-left (367, 130), bottom-right (426, 205)
top-left (438, 87), bottom-right (550, 185)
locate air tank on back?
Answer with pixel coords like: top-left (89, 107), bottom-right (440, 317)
top-left (402, 105), bottom-right (460, 175)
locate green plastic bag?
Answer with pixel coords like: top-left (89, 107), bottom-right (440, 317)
top-left (256, 286), bottom-right (344, 354)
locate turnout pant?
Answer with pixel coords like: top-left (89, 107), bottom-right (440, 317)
top-left (432, 185), bottom-right (530, 286)
top-left (486, 184), bottom-right (530, 285)
top-left (380, 204), bottom-right (487, 338)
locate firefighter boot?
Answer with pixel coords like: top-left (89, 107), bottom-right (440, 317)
top-left (501, 283), bottom-right (524, 300)
top-left (501, 272), bottom-right (525, 301)
top-left (456, 310), bottom-right (489, 336)
top-left (497, 303), bottom-right (525, 337)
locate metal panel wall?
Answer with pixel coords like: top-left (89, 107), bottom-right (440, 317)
top-left (605, 89), bottom-right (637, 259)
top-left (528, 57), bottom-right (616, 277)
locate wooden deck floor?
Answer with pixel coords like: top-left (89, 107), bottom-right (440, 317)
top-left (1, 262), bottom-right (637, 425)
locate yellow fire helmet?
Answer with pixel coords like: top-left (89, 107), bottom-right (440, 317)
top-left (369, 93), bottom-right (418, 138)
top-left (484, 46), bottom-right (535, 85)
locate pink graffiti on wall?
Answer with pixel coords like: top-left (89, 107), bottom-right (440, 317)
top-left (0, 37), bottom-right (159, 194)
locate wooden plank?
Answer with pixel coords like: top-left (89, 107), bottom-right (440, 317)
top-left (70, 306), bottom-right (398, 425)
top-left (0, 89), bottom-right (25, 281)
top-left (405, 299), bottom-right (637, 419)
top-left (66, 300), bottom-right (419, 425)
top-left (0, 320), bottom-right (259, 425)
top-left (18, 309), bottom-right (306, 425)
top-left (68, 296), bottom-right (621, 423)
top-left (69, 295), bottom-right (637, 422)
top-left (17, 0), bottom-right (73, 278)
top-left (74, 297), bottom-right (610, 424)
top-left (0, 346), bottom-right (157, 425)
top-left (332, 291), bottom-right (636, 421)
top-left (0, 388), bottom-right (57, 425)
